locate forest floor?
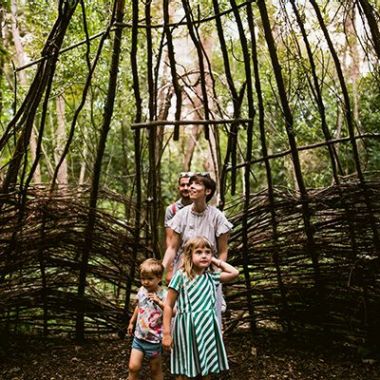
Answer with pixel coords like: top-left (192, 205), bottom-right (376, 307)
top-left (0, 329), bottom-right (379, 380)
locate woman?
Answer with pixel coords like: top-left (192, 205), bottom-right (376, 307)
top-left (162, 173), bottom-right (233, 323)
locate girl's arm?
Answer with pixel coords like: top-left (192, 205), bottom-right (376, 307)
top-left (211, 257), bottom-right (239, 283)
top-left (217, 232), bottom-right (230, 262)
top-left (127, 306), bottom-right (139, 336)
top-left (162, 288), bottom-right (178, 351)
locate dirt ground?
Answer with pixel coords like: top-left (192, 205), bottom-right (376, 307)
top-left (0, 330), bottom-right (379, 380)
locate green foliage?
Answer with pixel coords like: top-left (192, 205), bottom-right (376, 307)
top-left (1, 0), bottom-right (379, 213)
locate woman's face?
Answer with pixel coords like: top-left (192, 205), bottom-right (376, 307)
top-left (189, 181), bottom-right (207, 201)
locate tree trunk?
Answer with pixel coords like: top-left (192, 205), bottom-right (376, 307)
top-left (78, 144), bottom-right (87, 187)
top-left (54, 94), bottom-right (68, 185)
top-left (10, 0), bottom-right (41, 184)
top-left (0, 4), bottom-right (4, 119)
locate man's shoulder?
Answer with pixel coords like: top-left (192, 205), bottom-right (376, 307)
top-left (175, 204), bottom-right (192, 215)
top-left (165, 199), bottom-right (181, 212)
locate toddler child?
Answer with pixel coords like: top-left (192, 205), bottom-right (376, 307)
top-left (127, 258), bottom-right (167, 380)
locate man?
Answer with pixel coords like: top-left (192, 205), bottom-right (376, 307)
top-left (164, 172), bottom-right (193, 236)
top-left (163, 172), bottom-right (193, 280)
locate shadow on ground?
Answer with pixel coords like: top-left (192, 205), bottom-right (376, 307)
top-left (1, 330), bottom-right (379, 379)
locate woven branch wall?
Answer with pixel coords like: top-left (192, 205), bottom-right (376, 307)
top-left (1, 178), bottom-right (379, 345)
top-left (226, 176), bottom-right (380, 345)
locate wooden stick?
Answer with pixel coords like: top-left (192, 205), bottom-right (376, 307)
top-left (131, 118), bottom-right (251, 129)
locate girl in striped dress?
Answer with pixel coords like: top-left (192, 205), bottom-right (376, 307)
top-left (162, 236), bottom-right (239, 379)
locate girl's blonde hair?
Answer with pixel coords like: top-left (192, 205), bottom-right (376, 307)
top-left (181, 236), bottom-right (213, 279)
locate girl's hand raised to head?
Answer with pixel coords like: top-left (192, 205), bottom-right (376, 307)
top-left (211, 257), bottom-right (239, 283)
top-left (162, 333), bottom-right (173, 351)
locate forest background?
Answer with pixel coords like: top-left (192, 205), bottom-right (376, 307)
top-left (1, 0), bottom-right (380, 356)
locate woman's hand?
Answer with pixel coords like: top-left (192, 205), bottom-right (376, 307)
top-left (162, 333), bottom-right (173, 351)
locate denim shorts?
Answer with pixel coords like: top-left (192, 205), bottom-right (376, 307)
top-left (132, 337), bottom-right (162, 359)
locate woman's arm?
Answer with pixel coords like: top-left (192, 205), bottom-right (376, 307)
top-left (162, 231), bottom-right (181, 282)
top-left (217, 232), bottom-right (230, 262)
top-left (211, 257), bottom-right (239, 283)
top-left (162, 288), bottom-right (178, 351)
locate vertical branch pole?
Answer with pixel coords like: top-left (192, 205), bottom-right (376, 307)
top-left (125, 0), bottom-right (142, 312)
top-left (357, 0), bottom-right (380, 60)
top-left (145, 1), bottom-right (159, 257)
top-left (229, 0), bottom-right (257, 333)
top-left (310, 0), bottom-right (380, 252)
top-left (51, 2), bottom-right (112, 189)
top-left (213, 0), bottom-right (240, 202)
top-left (76, 0), bottom-right (125, 341)
top-left (181, 0), bottom-right (210, 139)
top-left (247, 3), bottom-right (292, 333)
top-left (289, 1), bottom-right (358, 258)
top-left (1, 0), bottom-right (79, 194)
top-left (290, 0), bottom-right (343, 181)
top-left (256, 1), bottom-right (323, 298)
top-left (163, 0), bottom-right (182, 140)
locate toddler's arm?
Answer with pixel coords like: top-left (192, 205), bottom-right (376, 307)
top-left (147, 292), bottom-right (165, 309)
top-left (211, 257), bottom-right (239, 283)
top-left (127, 306), bottom-right (138, 336)
top-left (162, 288), bottom-right (178, 351)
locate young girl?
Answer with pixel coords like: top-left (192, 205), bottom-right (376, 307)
top-left (127, 258), bottom-right (167, 380)
top-left (162, 236), bottom-right (239, 379)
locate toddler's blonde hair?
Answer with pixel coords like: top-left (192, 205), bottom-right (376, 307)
top-left (182, 236), bottom-right (213, 279)
top-left (139, 258), bottom-right (164, 278)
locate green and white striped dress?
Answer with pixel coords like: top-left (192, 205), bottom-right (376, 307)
top-left (169, 269), bottom-right (229, 377)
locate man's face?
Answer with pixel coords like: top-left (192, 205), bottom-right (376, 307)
top-left (178, 176), bottom-right (190, 199)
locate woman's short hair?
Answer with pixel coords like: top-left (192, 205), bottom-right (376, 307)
top-left (189, 173), bottom-right (216, 202)
top-left (139, 258), bottom-right (164, 278)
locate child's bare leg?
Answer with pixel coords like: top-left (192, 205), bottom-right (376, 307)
top-left (128, 348), bottom-right (144, 380)
top-left (149, 355), bottom-right (163, 380)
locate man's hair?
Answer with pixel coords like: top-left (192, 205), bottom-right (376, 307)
top-left (181, 236), bottom-right (213, 279)
top-left (178, 171), bottom-right (192, 184)
top-left (189, 174), bottom-right (216, 202)
top-left (139, 258), bottom-right (164, 277)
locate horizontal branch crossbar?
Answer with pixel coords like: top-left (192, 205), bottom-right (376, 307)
top-left (118, 0), bottom-right (255, 29)
top-left (131, 119), bottom-right (252, 129)
top-left (15, 1), bottom-right (256, 73)
top-left (15, 31), bottom-right (109, 72)
top-left (228, 133), bottom-right (380, 170)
